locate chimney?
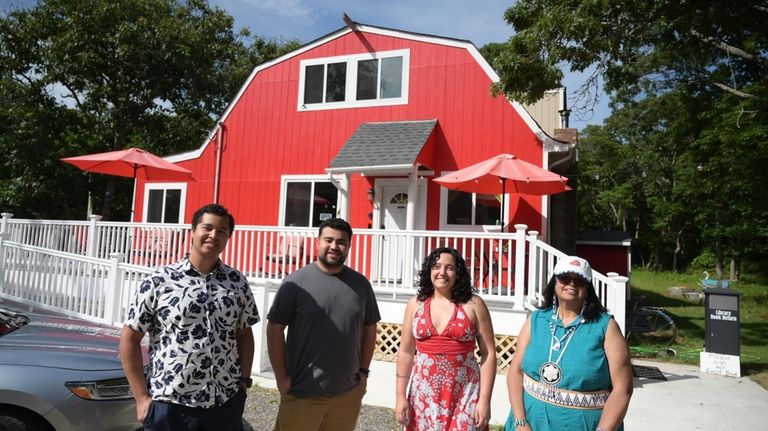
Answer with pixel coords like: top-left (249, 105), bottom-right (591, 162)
top-left (554, 128), bottom-right (578, 144)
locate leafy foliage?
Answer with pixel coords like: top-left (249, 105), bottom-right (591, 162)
top-left (577, 86), bottom-right (768, 276)
top-left (0, 0), bottom-right (299, 220)
top-left (494, 0), bottom-right (768, 110)
top-left (490, 0), bottom-right (767, 276)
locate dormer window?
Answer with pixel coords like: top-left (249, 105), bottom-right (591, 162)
top-left (357, 57), bottom-right (403, 100)
top-left (303, 62), bottom-right (347, 104)
top-left (298, 49), bottom-right (409, 110)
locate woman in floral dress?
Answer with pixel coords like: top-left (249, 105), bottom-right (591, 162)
top-left (395, 247), bottom-right (497, 430)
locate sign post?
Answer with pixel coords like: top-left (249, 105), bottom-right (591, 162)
top-left (700, 288), bottom-right (742, 377)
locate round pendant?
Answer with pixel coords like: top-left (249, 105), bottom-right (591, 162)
top-left (539, 361), bottom-right (562, 385)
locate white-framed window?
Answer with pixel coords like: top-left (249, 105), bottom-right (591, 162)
top-left (439, 186), bottom-right (503, 230)
top-left (143, 183), bottom-right (187, 223)
top-left (280, 175), bottom-right (339, 227)
top-left (297, 49), bottom-right (409, 111)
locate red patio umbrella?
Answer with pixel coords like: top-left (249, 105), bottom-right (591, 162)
top-left (61, 147), bottom-right (193, 221)
top-left (433, 153), bottom-right (571, 228)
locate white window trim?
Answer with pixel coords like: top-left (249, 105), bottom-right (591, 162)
top-left (438, 179), bottom-right (506, 232)
top-left (297, 49), bottom-right (410, 111)
top-left (142, 182), bottom-right (187, 224)
top-left (279, 175), bottom-right (340, 227)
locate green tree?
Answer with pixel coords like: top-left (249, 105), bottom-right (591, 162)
top-left (493, 0), bottom-right (768, 109)
top-left (492, 0), bottom-right (768, 276)
top-left (687, 88), bottom-right (768, 279)
top-left (0, 75), bottom-right (94, 218)
top-left (576, 125), bottom-right (634, 232)
top-left (0, 0), bottom-right (300, 220)
top-left (478, 42), bottom-right (504, 72)
top-left (578, 86), bottom-right (768, 276)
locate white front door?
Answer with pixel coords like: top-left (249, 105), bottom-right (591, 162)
top-left (380, 185), bottom-right (408, 281)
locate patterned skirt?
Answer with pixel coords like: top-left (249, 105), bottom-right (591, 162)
top-left (405, 351), bottom-right (487, 431)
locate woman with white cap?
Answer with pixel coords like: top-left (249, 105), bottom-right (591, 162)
top-left (503, 256), bottom-right (632, 431)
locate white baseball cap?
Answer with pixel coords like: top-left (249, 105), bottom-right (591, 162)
top-left (553, 256), bottom-right (592, 282)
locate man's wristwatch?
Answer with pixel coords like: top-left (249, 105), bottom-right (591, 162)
top-left (358, 367), bottom-right (370, 378)
top-left (238, 376), bottom-right (253, 388)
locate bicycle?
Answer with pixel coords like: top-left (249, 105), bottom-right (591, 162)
top-left (625, 295), bottom-right (677, 346)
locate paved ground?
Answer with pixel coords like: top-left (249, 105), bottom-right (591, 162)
top-left (626, 359), bottom-right (768, 430)
top-left (251, 358), bottom-right (768, 430)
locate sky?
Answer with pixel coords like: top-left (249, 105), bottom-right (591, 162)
top-left (5, 0), bottom-right (610, 129)
top-left (212, 0), bottom-right (610, 130)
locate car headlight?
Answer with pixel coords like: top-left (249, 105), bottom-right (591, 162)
top-left (65, 377), bottom-right (133, 400)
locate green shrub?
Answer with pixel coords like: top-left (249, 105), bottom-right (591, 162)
top-left (740, 260), bottom-right (768, 282)
top-left (688, 251), bottom-right (716, 273)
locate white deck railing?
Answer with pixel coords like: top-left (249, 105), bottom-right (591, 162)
top-left (0, 212), bottom-right (627, 332)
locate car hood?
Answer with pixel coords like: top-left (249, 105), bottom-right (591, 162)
top-left (0, 311), bottom-right (125, 370)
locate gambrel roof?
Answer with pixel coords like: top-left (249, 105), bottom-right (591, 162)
top-left (166, 21), bottom-right (569, 163)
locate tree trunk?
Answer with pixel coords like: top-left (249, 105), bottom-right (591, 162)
top-left (715, 239), bottom-right (723, 279)
top-left (673, 234), bottom-right (683, 272)
top-left (730, 255), bottom-right (739, 281)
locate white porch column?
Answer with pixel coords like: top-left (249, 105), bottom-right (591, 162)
top-left (607, 272), bottom-right (628, 335)
top-left (251, 282), bottom-right (272, 373)
top-left (0, 232), bottom-right (6, 286)
top-left (526, 230), bottom-right (541, 309)
top-left (335, 174), bottom-right (350, 220)
top-left (86, 214), bottom-right (103, 258)
top-left (403, 166), bottom-right (419, 288)
top-left (406, 165), bottom-right (418, 230)
top-left (105, 252), bottom-right (127, 326)
top-left (513, 224), bottom-right (527, 310)
top-left (0, 212), bottom-right (12, 237)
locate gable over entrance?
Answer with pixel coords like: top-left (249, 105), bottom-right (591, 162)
top-left (327, 119), bottom-right (437, 175)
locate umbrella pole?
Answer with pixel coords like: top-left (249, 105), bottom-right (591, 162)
top-left (130, 164), bottom-right (137, 223)
top-left (501, 178), bottom-right (506, 232)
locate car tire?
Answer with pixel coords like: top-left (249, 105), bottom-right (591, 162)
top-left (0, 410), bottom-right (51, 431)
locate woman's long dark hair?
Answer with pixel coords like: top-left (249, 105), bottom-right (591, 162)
top-left (541, 275), bottom-right (605, 322)
top-left (416, 247), bottom-right (475, 303)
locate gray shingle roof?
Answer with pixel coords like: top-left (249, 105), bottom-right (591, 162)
top-left (329, 120), bottom-right (436, 170)
top-left (577, 230), bottom-right (632, 245)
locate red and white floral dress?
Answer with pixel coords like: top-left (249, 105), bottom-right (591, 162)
top-left (405, 297), bottom-right (487, 431)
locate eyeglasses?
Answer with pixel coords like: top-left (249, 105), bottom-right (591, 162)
top-left (556, 274), bottom-right (587, 286)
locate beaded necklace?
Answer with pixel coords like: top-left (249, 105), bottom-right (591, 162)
top-left (538, 302), bottom-right (587, 389)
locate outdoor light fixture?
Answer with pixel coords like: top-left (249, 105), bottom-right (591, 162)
top-left (366, 188), bottom-right (375, 202)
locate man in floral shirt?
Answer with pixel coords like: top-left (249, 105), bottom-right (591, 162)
top-left (119, 204), bottom-right (260, 431)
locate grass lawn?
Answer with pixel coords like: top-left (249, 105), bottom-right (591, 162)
top-left (628, 270), bottom-right (768, 389)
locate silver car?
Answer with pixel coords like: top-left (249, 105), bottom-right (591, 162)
top-left (0, 298), bottom-right (143, 431)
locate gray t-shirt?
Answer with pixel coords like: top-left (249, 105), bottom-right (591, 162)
top-left (267, 262), bottom-right (381, 397)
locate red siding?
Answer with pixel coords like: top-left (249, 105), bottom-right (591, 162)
top-left (575, 244), bottom-right (631, 277)
top-left (138, 30), bottom-right (548, 230)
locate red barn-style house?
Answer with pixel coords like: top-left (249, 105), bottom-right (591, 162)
top-left (137, 20), bottom-right (578, 249)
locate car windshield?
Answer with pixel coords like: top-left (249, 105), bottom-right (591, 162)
top-left (0, 308), bottom-right (30, 337)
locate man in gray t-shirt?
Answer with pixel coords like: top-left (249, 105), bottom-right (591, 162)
top-left (266, 218), bottom-right (380, 431)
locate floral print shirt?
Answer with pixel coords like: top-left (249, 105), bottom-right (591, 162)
top-left (125, 255), bottom-right (260, 408)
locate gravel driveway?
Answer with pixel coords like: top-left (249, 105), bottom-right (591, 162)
top-left (242, 385), bottom-right (401, 431)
